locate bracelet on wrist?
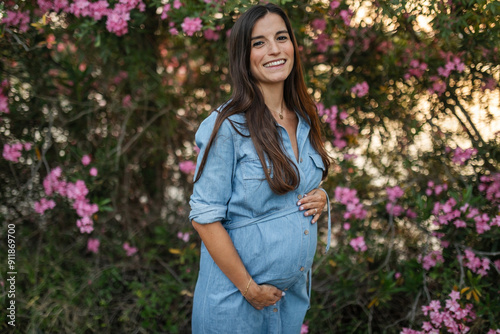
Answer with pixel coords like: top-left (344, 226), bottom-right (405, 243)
top-left (241, 278), bottom-right (252, 297)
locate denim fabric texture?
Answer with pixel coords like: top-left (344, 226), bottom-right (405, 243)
top-left (189, 108), bottom-right (326, 334)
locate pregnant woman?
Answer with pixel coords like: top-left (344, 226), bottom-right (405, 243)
top-left (189, 3), bottom-right (331, 333)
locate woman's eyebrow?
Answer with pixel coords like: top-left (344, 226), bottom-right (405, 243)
top-left (250, 30), bottom-right (289, 40)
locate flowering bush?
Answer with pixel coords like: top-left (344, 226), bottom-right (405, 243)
top-left (1, 0), bottom-right (499, 333)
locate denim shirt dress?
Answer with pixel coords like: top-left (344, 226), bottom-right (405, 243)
top-left (189, 108), bottom-right (331, 334)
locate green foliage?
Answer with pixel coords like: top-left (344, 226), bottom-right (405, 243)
top-left (0, 0), bottom-right (499, 333)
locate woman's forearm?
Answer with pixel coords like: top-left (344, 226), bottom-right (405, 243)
top-left (191, 220), bottom-right (251, 293)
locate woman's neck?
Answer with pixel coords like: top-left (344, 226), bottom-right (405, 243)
top-left (259, 82), bottom-right (286, 116)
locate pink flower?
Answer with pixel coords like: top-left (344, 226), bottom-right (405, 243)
top-left (82, 154), bottom-right (91, 166)
top-left (123, 242), bottom-right (138, 256)
top-left (349, 236), bottom-right (367, 252)
top-left (2, 10), bottom-right (31, 32)
top-left (406, 209), bottom-right (417, 219)
top-left (300, 323), bottom-right (309, 334)
top-left (311, 18), bottom-right (327, 31)
top-left (343, 222), bottom-right (350, 230)
top-left (73, 198), bottom-right (99, 218)
top-left (386, 186), bottom-right (404, 202)
top-left (481, 78), bottom-right (497, 91)
top-left (66, 180), bottom-right (89, 200)
top-left (204, 29), bottom-right (220, 41)
top-left (106, 5), bottom-right (131, 36)
top-left (474, 213), bottom-right (491, 234)
top-left (122, 94), bottom-right (132, 107)
top-left (330, 0), bottom-right (340, 10)
top-left (177, 231), bottom-right (190, 242)
top-left (173, 0), bottom-right (182, 9)
top-left (386, 203), bottom-right (404, 216)
top-left (2, 143), bottom-right (23, 162)
top-left (339, 9), bottom-right (352, 26)
top-left (181, 17), bottom-right (203, 37)
top-left (0, 94), bottom-right (9, 114)
top-left (87, 238), bottom-right (100, 253)
top-left (395, 272), bottom-right (401, 279)
top-left (160, 3), bottom-right (171, 20)
top-left (351, 81), bottom-right (369, 97)
top-left (418, 250), bottom-right (444, 270)
top-left (453, 219), bottom-right (467, 228)
top-left (34, 198), bottom-right (56, 215)
top-left (76, 215), bottom-right (94, 233)
top-left (313, 33), bottom-right (334, 53)
top-left (179, 160), bottom-right (196, 174)
top-left (90, 167), bottom-right (98, 176)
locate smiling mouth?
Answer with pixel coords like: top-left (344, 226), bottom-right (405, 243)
top-left (263, 59), bottom-right (286, 68)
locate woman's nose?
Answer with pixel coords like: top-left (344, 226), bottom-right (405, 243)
top-left (268, 41), bottom-right (281, 55)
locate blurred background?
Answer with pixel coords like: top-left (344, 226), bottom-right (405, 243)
top-left (1, 0), bottom-right (499, 333)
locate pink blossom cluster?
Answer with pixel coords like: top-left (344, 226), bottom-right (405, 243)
top-left (204, 28), bottom-right (221, 41)
top-left (437, 57), bottom-right (466, 78)
top-left (481, 77), bottom-right (497, 91)
top-left (461, 249), bottom-right (490, 276)
top-left (313, 33), bottom-right (334, 53)
top-left (36, 0), bottom-right (145, 36)
top-left (349, 236), bottom-right (367, 252)
top-left (40, 166), bottom-right (99, 233)
top-left (2, 142), bottom-right (32, 162)
top-left (432, 198), bottom-right (498, 234)
top-left (160, 0), bottom-right (181, 20)
top-left (37, 0), bottom-right (69, 13)
top-left (402, 290), bottom-right (476, 334)
top-left (300, 323), bottom-right (309, 334)
top-left (311, 18), bottom-right (327, 32)
top-left (0, 80), bottom-right (9, 114)
top-left (404, 59), bottom-right (428, 80)
top-left (330, 1), bottom-right (340, 10)
top-left (87, 238), bottom-right (100, 254)
top-left (447, 146), bottom-right (477, 165)
top-left (177, 231), bottom-right (191, 242)
top-left (478, 174), bottom-right (500, 207)
top-left (1, 10), bottom-right (31, 32)
top-left (334, 186), bottom-right (367, 220)
top-left (339, 9), bottom-right (353, 26)
top-left (351, 81), bottom-right (369, 97)
top-left (179, 160), bottom-right (196, 174)
top-left (34, 198), bottom-right (56, 215)
top-left (316, 102), bottom-right (352, 149)
top-left (385, 186), bottom-right (414, 217)
top-left (425, 181), bottom-right (448, 197)
top-left (123, 242), bottom-right (138, 256)
top-left (428, 75), bottom-right (447, 96)
top-left (181, 17), bottom-right (203, 37)
top-left (418, 250), bottom-right (444, 270)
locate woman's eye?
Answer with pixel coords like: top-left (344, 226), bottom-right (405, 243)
top-left (252, 41), bottom-right (264, 47)
top-left (277, 36), bottom-right (288, 41)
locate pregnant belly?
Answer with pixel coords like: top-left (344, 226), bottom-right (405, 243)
top-left (229, 212), bottom-right (317, 288)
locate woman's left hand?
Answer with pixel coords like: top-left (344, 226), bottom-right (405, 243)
top-left (297, 188), bottom-right (327, 224)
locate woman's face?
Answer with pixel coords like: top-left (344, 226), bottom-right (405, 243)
top-left (249, 13), bottom-right (294, 88)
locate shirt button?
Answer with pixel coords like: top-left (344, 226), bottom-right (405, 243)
top-left (273, 308), bottom-right (278, 312)
top-left (300, 158), bottom-right (303, 163)
top-left (297, 194), bottom-right (302, 200)
top-left (284, 288), bottom-right (288, 291)
top-left (300, 266), bottom-right (305, 272)
top-left (304, 230), bottom-right (309, 235)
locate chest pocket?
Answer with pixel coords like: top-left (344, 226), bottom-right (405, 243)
top-left (309, 153), bottom-right (325, 171)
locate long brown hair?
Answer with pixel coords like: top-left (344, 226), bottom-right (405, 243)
top-left (194, 3), bottom-right (330, 194)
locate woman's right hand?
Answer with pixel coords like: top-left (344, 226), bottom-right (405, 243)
top-left (244, 280), bottom-right (283, 310)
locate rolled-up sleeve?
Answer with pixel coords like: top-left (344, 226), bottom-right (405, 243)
top-left (189, 113), bottom-right (235, 224)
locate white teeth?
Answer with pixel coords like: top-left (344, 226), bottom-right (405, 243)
top-left (264, 60), bottom-right (285, 67)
